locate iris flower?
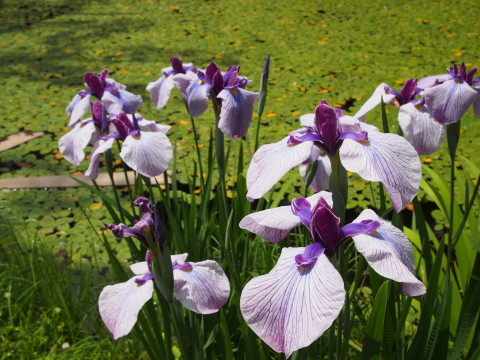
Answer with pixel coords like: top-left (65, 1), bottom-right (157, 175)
top-left (84, 112), bottom-right (173, 179)
top-left (418, 62), bottom-right (480, 124)
top-left (101, 197), bottom-right (230, 339)
top-left (99, 251), bottom-right (230, 339)
top-left (246, 101), bottom-right (421, 212)
top-left (355, 80), bottom-right (445, 155)
top-left (147, 56), bottom-right (197, 110)
top-left (66, 69), bottom-right (143, 126)
top-left (173, 62), bottom-right (259, 139)
top-left (239, 192), bottom-right (425, 357)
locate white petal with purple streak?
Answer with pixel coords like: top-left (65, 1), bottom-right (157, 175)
top-left (240, 247), bottom-right (345, 358)
top-left (299, 154), bottom-right (331, 192)
top-left (354, 83), bottom-right (395, 122)
top-left (339, 131), bottom-right (421, 211)
top-left (173, 74), bottom-right (212, 117)
top-left (67, 94), bottom-right (91, 127)
top-left (300, 113), bottom-right (315, 127)
top-left (120, 132), bottom-right (173, 177)
top-left (85, 138), bottom-right (115, 179)
top-left (424, 79), bottom-right (477, 124)
top-left (239, 192), bottom-right (332, 243)
top-left (398, 103), bottom-right (445, 155)
top-left (351, 209), bottom-right (426, 296)
top-left (217, 87), bottom-right (259, 139)
top-left (172, 73), bottom-right (197, 100)
top-left (130, 261), bottom-right (149, 275)
top-left (246, 136), bottom-right (315, 200)
top-left (146, 75), bottom-right (175, 110)
top-left (171, 253), bottom-right (189, 265)
top-left (173, 260), bottom-right (230, 314)
top-left (417, 74), bottom-right (452, 89)
top-left (99, 276), bottom-right (154, 339)
top-left (58, 121), bottom-right (97, 166)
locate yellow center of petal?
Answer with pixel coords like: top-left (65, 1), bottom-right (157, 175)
top-left (230, 87), bottom-right (238, 95)
top-left (198, 80), bottom-right (204, 85)
top-left (356, 140), bottom-right (370, 146)
top-left (181, 268), bottom-right (192, 272)
top-left (132, 133), bottom-right (141, 139)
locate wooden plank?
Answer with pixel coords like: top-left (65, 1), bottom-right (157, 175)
top-left (0, 131), bottom-right (44, 152)
top-left (0, 172), bottom-right (168, 189)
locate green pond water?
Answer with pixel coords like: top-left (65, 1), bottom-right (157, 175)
top-left (1, 0), bottom-right (479, 263)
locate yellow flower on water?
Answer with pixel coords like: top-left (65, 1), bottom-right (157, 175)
top-left (89, 202), bottom-right (103, 211)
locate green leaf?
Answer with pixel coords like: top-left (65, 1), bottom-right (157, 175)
top-left (361, 280), bottom-right (389, 360)
top-left (447, 121), bottom-right (461, 160)
top-left (450, 253), bottom-right (480, 360)
top-left (408, 237), bottom-right (446, 357)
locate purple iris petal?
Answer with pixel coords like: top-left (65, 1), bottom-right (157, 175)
top-left (398, 79), bottom-right (418, 105)
top-left (172, 262), bottom-right (193, 271)
top-left (337, 131), bottom-right (369, 143)
top-left (110, 119), bottom-right (129, 140)
top-left (314, 104), bottom-right (339, 156)
top-left (134, 273), bottom-right (154, 286)
top-left (91, 101), bottom-right (104, 128)
top-left (310, 198), bottom-right (340, 252)
top-left (205, 63), bottom-right (220, 81)
top-left (297, 133), bottom-right (323, 143)
top-left (294, 242), bottom-right (324, 268)
top-left (222, 65), bottom-right (236, 85)
top-left (133, 197), bottom-right (153, 217)
top-left (106, 223), bottom-right (148, 247)
top-left (466, 68), bottom-right (478, 84)
top-left (338, 219), bottom-right (380, 240)
top-left (291, 197), bottom-right (313, 227)
top-left (153, 205), bottom-right (166, 246)
top-left (170, 56), bottom-right (186, 74)
top-left (212, 70), bottom-right (224, 94)
top-left (84, 72), bottom-right (105, 98)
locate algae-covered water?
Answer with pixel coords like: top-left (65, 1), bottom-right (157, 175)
top-left (1, 0), bottom-right (479, 261)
